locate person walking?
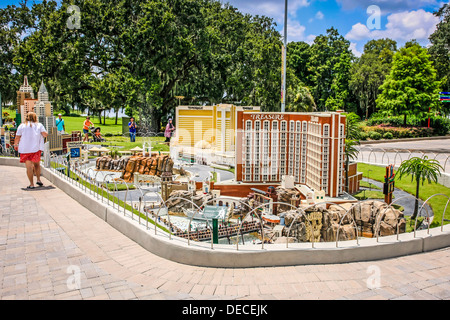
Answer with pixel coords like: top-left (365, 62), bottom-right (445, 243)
top-left (13, 112), bottom-right (48, 189)
top-left (82, 116), bottom-right (94, 142)
top-left (128, 117), bottom-right (137, 142)
top-left (164, 118), bottom-right (175, 143)
top-left (56, 113), bottom-right (65, 134)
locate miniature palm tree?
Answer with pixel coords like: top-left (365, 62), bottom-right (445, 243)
top-left (344, 114), bottom-right (361, 193)
top-left (397, 156), bottom-right (443, 219)
top-left (344, 139), bottom-right (360, 193)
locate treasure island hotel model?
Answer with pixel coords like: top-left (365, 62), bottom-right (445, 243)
top-left (236, 110), bottom-right (347, 199)
top-left (172, 105), bottom-right (361, 199)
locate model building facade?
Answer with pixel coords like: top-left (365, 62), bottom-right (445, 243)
top-left (16, 76), bottom-right (55, 131)
top-left (172, 104), bottom-right (260, 166)
top-left (236, 111), bottom-right (347, 198)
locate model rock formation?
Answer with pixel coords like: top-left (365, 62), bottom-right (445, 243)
top-left (278, 200), bottom-right (406, 243)
top-left (95, 154), bottom-right (174, 183)
top-left (165, 190), bottom-right (214, 214)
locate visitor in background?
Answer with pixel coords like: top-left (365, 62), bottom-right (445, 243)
top-left (13, 112), bottom-right (48, 189)
top-left (164, 118), bottom-right (175, 143)
top-left (82, 116), bottom-right (94, 142)
top-left (128, 117), bottom-right (137, 142)
top-left (56, 113), bottom-right (65, 134)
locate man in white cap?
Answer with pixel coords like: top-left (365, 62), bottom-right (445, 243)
top-left (56, 113), bottom-right (65, 134)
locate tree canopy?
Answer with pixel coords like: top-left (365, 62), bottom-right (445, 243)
top-left (1, 1), bottom-right (448, 128)
top-left (376, 41), bottom-right (441, 125)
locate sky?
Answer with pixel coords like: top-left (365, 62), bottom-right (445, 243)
top-left (1, 0), bottom-right (448, 57)
top-left (225, 0), bottom-right (448, 56)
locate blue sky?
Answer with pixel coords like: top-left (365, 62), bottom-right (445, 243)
top-left (225, 0), bottom-right (448, 56)
top-left (1, 0), bottom-right (447, 56)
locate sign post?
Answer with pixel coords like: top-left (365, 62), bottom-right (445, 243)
top-left (212, 218), bottom-right (218, 244)
top-left (383, 164), bottom-right (395, 205)
top-left (439, 92), bottom-right (450, 102)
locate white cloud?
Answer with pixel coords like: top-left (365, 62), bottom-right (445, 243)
top-left (316, 11), bottom-right (324, 20)
top-left (349, 42), bottom-right (363, 57)
top-left (282, 19), bottom-right (307, 42)
top-left (306, 34), bottom-right (317, 45)
top-left (345, 9), bottom-right (439, 44)
top-left (337, 0), bottom-right (440, 13)
top-left (226, 0), bottom-right (311, 23)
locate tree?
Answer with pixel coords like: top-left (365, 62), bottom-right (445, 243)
top-left (344, 113), bottom-right (361, 193)
top-left (429, 3), bottom-right (450, 91)
top-left (350, 39), bottom-right (397, 119)
top-left (307, 28), bottom-right (355, 112)
top-left (0, 3), bottom-right (32, 108)
top-left (396, 156), bottom-right (443, 219)
top-left (8, 0), bottom-right (285, 131)
top-left (287, 41), bottom-right (311, 83)
top-left (376, 41), bottom-right (441, 126)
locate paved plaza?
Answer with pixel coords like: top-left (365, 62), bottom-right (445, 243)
top-left (1, 165), bottom-right (450, 300)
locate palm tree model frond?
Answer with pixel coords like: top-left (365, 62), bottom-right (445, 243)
top-left (397, 156), bottom-right (443, 219)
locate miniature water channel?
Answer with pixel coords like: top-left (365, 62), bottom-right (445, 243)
top-left (80, 161), bottom-right (261, 245)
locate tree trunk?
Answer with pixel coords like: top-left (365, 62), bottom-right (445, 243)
top-left (115, 108), bottom-right (119, 125)
top-left (403, 114), bottom-right (407, 127)
top-left (345, 158), bottom-right (349, 193)
top-left (103, 109), bottom-right (106, 125)
top-left (412, 179), bottom-right (420, 220)
top-left (150, 106), bottom-right (159, 133)
top-left (98, 110), bottom-right (102, 125)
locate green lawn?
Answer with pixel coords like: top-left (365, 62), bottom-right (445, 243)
top-left (62, 115), bottom-right (123, 135)
top-left (3, 108), bottom-right (169, 152)
top-left (359, 180), bottom-right (381, 190)
top-left (357, 163), bottom-right (450, 228)
top-left (90, 136), bottom-right (169, 152)
top-left (353, 190), bottom-right (389, 201)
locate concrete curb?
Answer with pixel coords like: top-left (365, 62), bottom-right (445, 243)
top-left (2, 157), bottom-right (450, 267)
top-left (360, 135), bottom-right (450, 145)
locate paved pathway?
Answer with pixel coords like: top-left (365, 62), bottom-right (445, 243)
top-left (358, 139), bottom-right (450, 174)
top-left (1, 165), bottom-right (450, 300)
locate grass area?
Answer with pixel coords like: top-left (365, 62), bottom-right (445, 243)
top-left (3, 107), bottom-right (170, 152)
top-left (62, 115), bottom-right (124, 135)
top-left (90, 136), bottom-right (170, 152)
top-left (357, 163), bottom-right (450, 228)
top-left (353, 190), bottom-right (390, 201)
top-left (359, 180), bottom-right (381, 190)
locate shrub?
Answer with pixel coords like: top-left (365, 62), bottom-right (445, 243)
top-left (383, 132), bottom-right (393, 140)
top-left (359, 132), bottom-right (368, 141)
top-left (368, 131), bottom-right (382, 140)
top-left (104, 132), bottom-right (113, 137)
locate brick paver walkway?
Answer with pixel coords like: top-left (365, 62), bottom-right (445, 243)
top-left (1, 165), bottom-right (450, 300)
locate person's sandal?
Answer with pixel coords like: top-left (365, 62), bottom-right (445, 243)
top-left (27, 186), bottom-right (35, 189)
top-left (37, 182), bottom-right (44, 187)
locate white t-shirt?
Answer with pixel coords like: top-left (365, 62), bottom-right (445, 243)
top-left (16, 122), bottom-right (47, 154)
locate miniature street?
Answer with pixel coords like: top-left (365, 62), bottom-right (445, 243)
top-left (1, 165), bottom-right (450, 300)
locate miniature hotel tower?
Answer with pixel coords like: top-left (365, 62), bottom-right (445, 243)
top-left (35, 80), bottom-right (56, 131)
top-left (17, 76), bottom-right (35, 124)
top-left (16, 76), bottom-right (55, 131)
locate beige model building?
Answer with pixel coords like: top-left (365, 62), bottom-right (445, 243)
top-left (171, 104), bottom-right (260, 166)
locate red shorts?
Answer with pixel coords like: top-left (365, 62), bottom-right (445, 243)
top-left (20, 151), bottom-right (42, 163)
